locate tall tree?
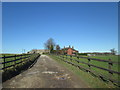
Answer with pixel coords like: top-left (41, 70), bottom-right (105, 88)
top-left (56, 45), bottom-right (60, 54)
top-left (44, 38), bottom-right (55, 53)
top-left (110, 48), bottom-right (116, 55)
top-left (56, 45), bottom-right (60, 50)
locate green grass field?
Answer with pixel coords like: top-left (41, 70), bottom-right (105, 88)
top-left (47, 54), bottom-right (119, 88)
top-left (89, 55), bottom-right (119, 80)
top-left (61, 55), bottom-right (119, 81)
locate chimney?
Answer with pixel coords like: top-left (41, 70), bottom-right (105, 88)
top-left (64, 46), bottom-right (65, 49)
top-left (69, 45), bottom-right (71, 48)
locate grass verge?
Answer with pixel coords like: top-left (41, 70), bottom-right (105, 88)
top-left (47, 54), bottom-right (118, 88)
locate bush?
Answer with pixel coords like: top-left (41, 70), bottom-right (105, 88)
top-left (77, 53), bottom-right (87, 56)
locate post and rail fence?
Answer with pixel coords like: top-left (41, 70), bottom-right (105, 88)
top-left (0, 53), bottom-right (40, 71)
top-left (49, 54), bottom-right (120, 87)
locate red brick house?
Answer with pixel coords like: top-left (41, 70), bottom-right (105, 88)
top-left (61, 45), bottom-right (78, 55)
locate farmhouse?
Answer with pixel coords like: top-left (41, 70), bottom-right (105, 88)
top-left (61, 45), bottom-right (78, 55)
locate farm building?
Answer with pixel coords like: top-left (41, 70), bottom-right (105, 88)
top-left (61, 45), bottom-right (78, 55)
top-left (87, 52), bottom-right (113, 56)
top-left (28, 49), bottom-right (50, 54)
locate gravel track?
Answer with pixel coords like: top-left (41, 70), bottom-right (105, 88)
top-left (3, 55), bottom-right (89, 88)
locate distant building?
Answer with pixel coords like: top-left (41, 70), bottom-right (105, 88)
top-left (28, 49), bottom-right (50, 54)
top-left (87, 52), bottom-right (113, 56)
top-left (61, 45), bottom-right (78, 55)
top-left (87, 54), bottom-right (96, 56)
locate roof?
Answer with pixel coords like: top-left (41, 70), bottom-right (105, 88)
top-left (61, 47), bottom-right (78, 52)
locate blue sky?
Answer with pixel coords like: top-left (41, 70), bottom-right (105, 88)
top-left (2, 2), bottom-right (118, 54)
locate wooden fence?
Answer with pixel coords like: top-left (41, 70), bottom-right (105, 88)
top-left (50, 54), bottom-right (120, 87)
top-left (0, 53), bottom-right (40, 71)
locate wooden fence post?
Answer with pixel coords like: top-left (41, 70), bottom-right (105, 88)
top-left (108, 58), bottom-right (113, 81)
top-left (21, 55), bottom-right (23, 64)
top-left (3, 55), bottom-right (6, 71)
top-left (22, 54), bottom-right (24, 64)
top-left (88, 58), bottom-right (91, 72)
top-left (14, 55), bottom-right (16, 68)
top-left (25, 54), bottom-right (27, 62)
top-left (77, 56), bottom-right (79, 63)
top-left (70, 55), bottom-right (72, 61)
top-left (28, 54), bottom-right (31, 62)
top-left (27, 54), bottom-right (28, 61)
top-left (62, 55), bottom-right (64, 61)
top-left (66, 55), bottom-right (67, 59)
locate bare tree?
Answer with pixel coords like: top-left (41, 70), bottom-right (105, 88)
top-left (44, 38), bottom-right (55, 53)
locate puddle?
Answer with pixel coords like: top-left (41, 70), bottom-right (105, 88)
top-left (56, 76), bottom-right (66, 80)
top-left (54, 74), bottom-right (70, 80)
top-left (42, 71), bottom-right (58, 74)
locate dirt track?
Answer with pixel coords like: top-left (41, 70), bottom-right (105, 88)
top-left (3, 55), bottom-right (89, 88)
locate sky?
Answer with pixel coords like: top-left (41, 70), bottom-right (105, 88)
top-left (2, 2), bottom-right (118, 54)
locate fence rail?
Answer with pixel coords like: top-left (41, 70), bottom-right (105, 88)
top-left (65, 54), bottom-right (119, 64)
top-left (50, 54), bottom-right (120, 87)
top-left (0, 53), bottom-right (40, 71)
